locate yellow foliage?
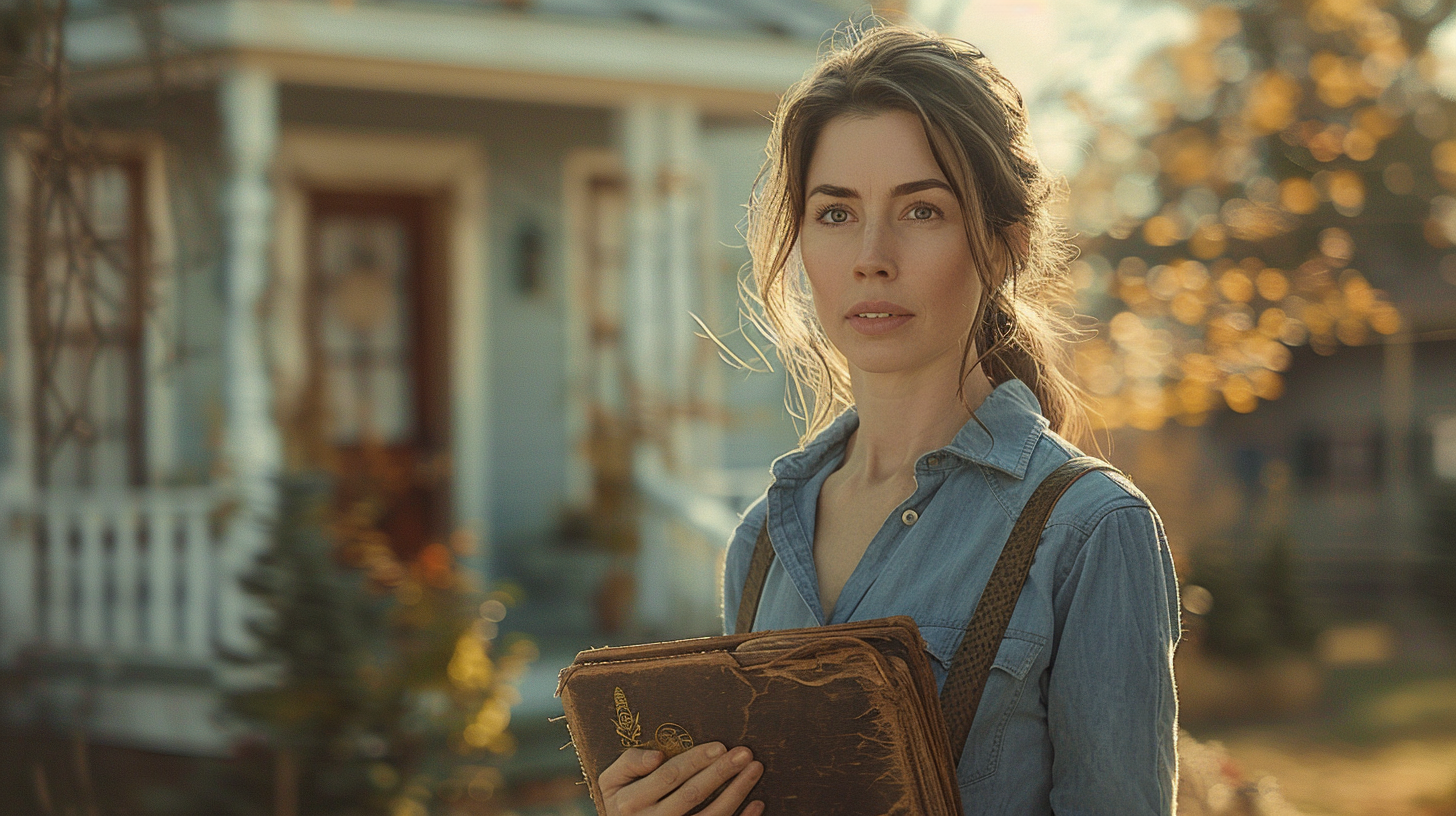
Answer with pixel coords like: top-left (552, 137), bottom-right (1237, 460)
top-left (1311, 51), bottom-right (1368, 107)
top-left (1217, 270), bottom-right (1255, 302)
top-left (1326, 170), bottom-right (1366, 214)
top-left (1176, 378), bottom-right (1217, 415)
top-left (1250, 369), bottom-right (1285, 401)
top-left (1256, 268), bottom-right (1290, 301)
top-left (1172, 292), bottom-right (1208, 325)
top-left (1310, 126), bottom-right (1347, 163)
top-left (1279, 178), bottom-right (1320, 214)
top-left (1143, 215), bottom-right (1181, 246)
top-left (1189, 222), bottom-right (1227, 259)
top-left (1353, 105), bottom-right (1399, 138)
top-left (1245, 71), bottom-right (1301, 134)
top-left (1371, 303), bottom-right (1402, 334)
top-left (1222, 375), bottom-right (1258, 413)
top-left (448, 631), bottom-right (495, 691)
top-left (1198, 3), bottom-right (1242, 41)
top-left (1342, 128), bottom-right (1377, 160)
top-left (1161, 128), bottom-right (1217, 186)
top-left (1434, 141), bottom-right (1456, 189)
top-left (1257, 307), bottom-right (1287, 338)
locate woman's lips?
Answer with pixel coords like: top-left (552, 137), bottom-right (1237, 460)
top-left (845, 301), bottom-right (913, 335)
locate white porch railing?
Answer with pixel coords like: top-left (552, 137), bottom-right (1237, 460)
top-left (633, 452), bottom-right (769, 638)
top-left (0, 488), bottom-right (232, 666)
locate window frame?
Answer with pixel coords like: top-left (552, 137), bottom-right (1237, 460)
top-left (4, 130), bottom-right (178, 496)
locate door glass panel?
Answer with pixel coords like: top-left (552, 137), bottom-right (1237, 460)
top-left (315, 213), bottom-right (414, 445)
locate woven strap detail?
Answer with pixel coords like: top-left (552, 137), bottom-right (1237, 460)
top-left (734, 521), bottom-right (775, 635)
top-left (937, 456), bottom-right (1116, 764)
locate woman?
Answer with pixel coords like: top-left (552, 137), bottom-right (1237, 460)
top-left (598, 25), bottom-right (1180, 816)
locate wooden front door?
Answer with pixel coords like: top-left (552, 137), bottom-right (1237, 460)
top-left (301, 191), bottom-right (450, 561)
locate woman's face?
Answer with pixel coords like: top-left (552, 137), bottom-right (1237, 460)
top-left (800, 109), bottom-right (985, 381)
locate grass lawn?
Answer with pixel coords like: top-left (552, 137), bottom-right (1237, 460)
top-left (1189, 664), bottom-right (1456, 816)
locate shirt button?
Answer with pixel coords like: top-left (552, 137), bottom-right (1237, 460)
top-left (926, 455), bottom-right (940, 467)
top-left (901, 508), bottom-right (919, 526)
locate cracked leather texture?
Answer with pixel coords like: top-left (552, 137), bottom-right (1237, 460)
top-left (557, 616), bottom-right (962, 815)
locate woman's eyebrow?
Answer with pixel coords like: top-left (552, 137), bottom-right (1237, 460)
top-left (807, 183), bottom-right (857, 199)
top-left (891, 178), bottom-right (953, 196)
top-left (805, 179), bottom-right (952, 199)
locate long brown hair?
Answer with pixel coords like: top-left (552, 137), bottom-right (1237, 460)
top-left (745, 24), bottom-right (1088, 445)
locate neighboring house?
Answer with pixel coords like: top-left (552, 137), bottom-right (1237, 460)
top-left (0, 0), bottom-right (856, 755)
top-left (1107, 261), bottom-right (1456, 638)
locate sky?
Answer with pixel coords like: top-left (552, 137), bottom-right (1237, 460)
top-left (924, 0), bottom-right (1194, 174)
top-left (914, 0), bottom-right (1456, 176)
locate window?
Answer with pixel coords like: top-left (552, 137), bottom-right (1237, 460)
top-left (1295, 425), bottom-right (1383, 490)
top-left (25, 157), bottom-right (148, 489)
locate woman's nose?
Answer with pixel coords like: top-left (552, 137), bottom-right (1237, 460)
top-left (851, 222), bottom-right (898, 280)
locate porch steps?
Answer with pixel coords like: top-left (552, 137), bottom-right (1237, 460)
top-left (493, 538), bottom-right (631, 791)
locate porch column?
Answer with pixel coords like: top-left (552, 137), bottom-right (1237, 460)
top-left (1381, 329), bottom-right (1415, 610)
top-left (0, 147), bottom-right (35, 658)
top-left (620, 99), bottom-right (670, 633)
top-left (662, 100), bottom-right (704, 470)
top-left (217, 67), bottom-right (282, 652)
top-left (620, 98), bottom-right (665, 419)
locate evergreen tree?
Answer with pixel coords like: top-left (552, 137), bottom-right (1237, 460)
top-left (217, 475), bottom-right (383, 815)
top-left (202, 473), bottom-right (531, 816)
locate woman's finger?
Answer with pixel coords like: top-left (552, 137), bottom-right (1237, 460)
top-left (614, 742), bottom-right (730, 812)
top-left (686, 758), bottom-right (764, 816)
top-left (655, 746), bottom-right (758, 815)
top-left (599, 748), bottom-right (664, 797)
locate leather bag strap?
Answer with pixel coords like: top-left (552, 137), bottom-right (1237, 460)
top-left (734, 521), bottom-right (776, 635)
top-left (937, 456), bottom-right (1117, 763)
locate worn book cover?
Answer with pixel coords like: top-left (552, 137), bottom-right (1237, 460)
top-left (556, 616), bottom-right (963, 815)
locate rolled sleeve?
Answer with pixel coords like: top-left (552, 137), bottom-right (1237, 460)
top-left (1047, 504), bottom-right (1181, 815)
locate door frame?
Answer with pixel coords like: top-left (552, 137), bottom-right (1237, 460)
top-left (274, 127), bottom-right (490, 563)
top-left (562, 148), bottom-right (625, 514)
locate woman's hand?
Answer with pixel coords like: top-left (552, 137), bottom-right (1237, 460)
top-left (599, 742), bottom-right (765, 815)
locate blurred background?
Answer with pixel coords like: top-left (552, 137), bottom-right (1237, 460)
top-left (0, 0), bottom-right (1452, 813)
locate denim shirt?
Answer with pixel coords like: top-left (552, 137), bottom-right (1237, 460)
top-left (721, 379), bottom-right (1180, 815)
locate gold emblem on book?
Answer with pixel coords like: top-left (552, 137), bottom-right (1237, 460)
top-left (613, 687), bottom-right (641, 747)
top-left (611, 687), bottom-right (695, 757)
top-left (654, 723), bottom-right (694, 757)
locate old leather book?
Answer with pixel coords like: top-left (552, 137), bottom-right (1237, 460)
top-left (556, 616), bottom-right (962, 815)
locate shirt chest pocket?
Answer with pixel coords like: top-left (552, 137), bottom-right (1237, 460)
top-left (920, 625), bottom-right (1047, 787)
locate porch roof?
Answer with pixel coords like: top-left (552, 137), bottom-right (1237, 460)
top-left (63, 0), bottom-right (851, 115)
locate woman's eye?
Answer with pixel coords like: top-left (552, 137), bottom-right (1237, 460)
top-left (908, 205), bottom-right (938, 220)
top-left (819, 207), bottom-right (850, 224)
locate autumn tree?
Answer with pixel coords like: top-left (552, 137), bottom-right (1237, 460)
top-left (1067, 0), bottom-right (1453, 430)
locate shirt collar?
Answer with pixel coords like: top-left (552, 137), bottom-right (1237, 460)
top-left (769, 378), bottom-right (1049, 482)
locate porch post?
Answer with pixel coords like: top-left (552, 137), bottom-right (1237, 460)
top-left (620, 98), bottom-right (664, 418)
top-left (1381, 329), bottom-right (1415, 610)
top-left (216, 66), bottom-right (282, 653)
top-left (0, 149), bottom-right (36, 660)
top-left (662, 99), bottom-right (702, 470)
top-left (620, 98), bottom-right (669, 632)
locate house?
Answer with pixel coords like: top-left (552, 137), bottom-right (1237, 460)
top-left (1103, 260), bottom-right (1456, 651)
top-left (0, 0), bottom-right (860, 756)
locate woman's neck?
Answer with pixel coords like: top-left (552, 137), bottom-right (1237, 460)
top-left (842, 352), bottom-right (995, 486)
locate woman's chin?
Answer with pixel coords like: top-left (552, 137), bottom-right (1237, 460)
top-left (843, 350), bottom-right (957, 380)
